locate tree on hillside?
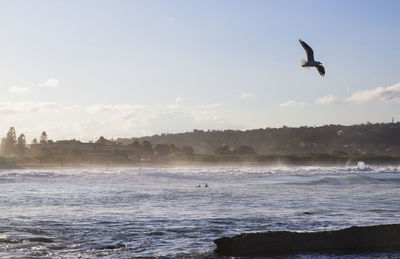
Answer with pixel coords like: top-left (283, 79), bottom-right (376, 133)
top-left (0, 138), bottom-right (6, 156)
top-left (233, 145), bottom-right (257, 155)
top-left (40, 131), bottom-right (48, 144)
top-left (95, 136), bottom-right (116, 145)
top-left (16, 133), bottom-right (26, 156)
top-left (154, 144), bottom-right (172, 159)
top-left (96, 136), bottom-right (107, 145)
top-left (214, 145), bottom-right (256, 155)
top-left (1, 127), bottom-right (17, 156)
top-left (214, 145), bottom-right (231, 155)
top-left (142, 140), bottom-right (154, 159)
top-left (181, 146), bottom-right (194, 155)
top-left (128, 140), bottom-right (143, 160)
top-left (32, 138), bottom-right (38, 144)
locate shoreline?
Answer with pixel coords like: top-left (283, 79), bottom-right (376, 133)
top-left (6, 159), bottom-right (400, 170)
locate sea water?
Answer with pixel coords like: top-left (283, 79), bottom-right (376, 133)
top-left (1, 165), bottom-right (400, 258)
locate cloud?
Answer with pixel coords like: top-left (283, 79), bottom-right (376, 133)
top-left (168, 17), bottom-right (175, 22)
top-left (86, 104), bottom-right (144, 113)
top-left (7, 79), bottom-right (59, 94)
top-left (0, 101), bottom-right (240, 141)
top-left (29, 102), bottom-right (63, 112)
top-left (175, 96), bottom-right (182, 103)
top-left (240, 93), bottom-right (255, 99)
top-left (64, 105), bottom-right (81, 111)
top-left (8, 86), bottom-right (32, 94)
top-left (197, 103), bottom-right (221, 109)
top-left (279, 100), bottom-right (306, 108)
top-left (345, 83), bottom-right (400, 104)
top-left (315, 94), bottom-right (336, 105)
top-left (0, 102), bottom-right (80, 114)
top-left (38, 78), bottom-right (59, 88)
top-left (0, 102), bottom-right (19, 115)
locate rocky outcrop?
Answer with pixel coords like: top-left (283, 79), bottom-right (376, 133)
top-left (214, 224), bottom-right (400, 256)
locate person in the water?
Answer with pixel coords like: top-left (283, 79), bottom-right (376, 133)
top-left (195, 184), bottom-right (209, 188)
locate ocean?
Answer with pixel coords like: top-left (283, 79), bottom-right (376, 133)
top-left (1, 164), bottom-right (400, 258)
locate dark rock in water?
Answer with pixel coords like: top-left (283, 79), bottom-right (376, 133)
top-left (101, 243), bottom-right (126, 250)
top-left (27, 237), bottom-right (54, 243)
top-left (214, 224), bottom-right (400, 256)
top-left (92, 243), bottom-right (126, 250)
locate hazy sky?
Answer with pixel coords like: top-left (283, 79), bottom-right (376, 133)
top-left (1, 0), bottom-right (400, 141)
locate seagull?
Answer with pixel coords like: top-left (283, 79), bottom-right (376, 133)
top-left (299, 39), bottom-right (325, 77)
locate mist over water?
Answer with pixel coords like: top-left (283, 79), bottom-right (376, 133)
top-left (1, 165), bottom-right (400, 258)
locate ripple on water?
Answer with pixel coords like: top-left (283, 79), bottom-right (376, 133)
top-left (1, 166), bottom-right (400, 257)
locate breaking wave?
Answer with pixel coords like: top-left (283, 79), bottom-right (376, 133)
top-left (0, 164), bottom-right (399, 183)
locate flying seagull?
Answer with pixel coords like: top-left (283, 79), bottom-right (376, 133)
top-left (299, 39), bottom-right (325, 77)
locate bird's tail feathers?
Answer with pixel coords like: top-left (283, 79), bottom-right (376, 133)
top-left (300, 59), bottom-right (309, 69)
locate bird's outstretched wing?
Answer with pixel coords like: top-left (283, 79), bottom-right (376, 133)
top-left (299, 39), bottom-right (314, 62)
top-left (316, 65), bottom-right (325, 77)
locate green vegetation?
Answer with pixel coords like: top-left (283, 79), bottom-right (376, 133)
top-left (1, 123), bottom-right (400, 168)
top-left (119, 122), bottom-right (400, 155)
top-left (0, 156), bottom-right (14, 168)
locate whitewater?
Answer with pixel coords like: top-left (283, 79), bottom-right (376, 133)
top-left (1, 164), bottom-right (400, 258)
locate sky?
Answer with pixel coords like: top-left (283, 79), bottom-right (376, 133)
top-left (1, 0), bottom-right (400, 142)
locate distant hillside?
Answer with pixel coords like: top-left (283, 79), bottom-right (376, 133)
top-left (117, 123), bottom-right (400, 155)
